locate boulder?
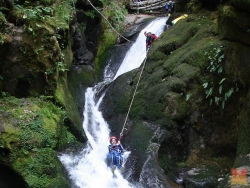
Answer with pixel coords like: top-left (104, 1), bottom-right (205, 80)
top-left (230, 0), bottom-right (250, 13)
top-left (218, 5), bottom-right (250, 46)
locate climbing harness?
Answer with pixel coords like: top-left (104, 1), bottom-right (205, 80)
top-left (86, 0), bottom-right (131, 43)
top-left (119, 56), bottom-right (148, 138)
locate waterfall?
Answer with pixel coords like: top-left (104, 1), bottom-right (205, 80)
top-left (113, 17), bottom-right (168, 80)
top-left (59, 17), bottom-right (168, 188)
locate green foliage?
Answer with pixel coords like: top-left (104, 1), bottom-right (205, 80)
top-left (202, 46), bottom-right (239, 109)
top-left (205, 46), bottom-right (224, 74)
top-left (0, 34), bottom-right (3, 44)
top-left (0, 97), bottom-right (75, 186)
top-left (0, 97), bottom-right (70, 151)
top-left (99, 0), bottom-right (128, 30)
top-left (15, 4), bottom-right (51, 22)
top-left (57, 62), bottom-right (69, 72)
top-left (0, 12), bottom-right (8, 44)
top-left (79, 22), bottom-right (87, 32)
top-left (0, 11), bottom-right (7, 26)
top-left (54, 2), bottom-right (73, 25)
top-left (85, 10), bottom-right (96, 19)
top-left (1, 91), bottom-right (9, 97)
top-left (12, 148), bottom-right (63, 187)
top-left (186, 94), bottom-right (191, 101)
top-left (42, 0), bottom-right (52, 6)
top-left (13, 0), bottom-right (75, 38)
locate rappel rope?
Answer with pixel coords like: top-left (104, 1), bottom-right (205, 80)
top-left (86, 0), bottom-right (131, 42)
top-left (119, 56), bottom-right (148, 138)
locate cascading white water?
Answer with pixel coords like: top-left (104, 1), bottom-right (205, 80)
top-left (59, 17), bottom-right (168, 188)
top-left (113, 17), bottom-right (168, 80)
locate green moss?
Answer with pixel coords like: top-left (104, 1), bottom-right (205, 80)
top-left (166, 76), bottom-right (186, 92)
top-left (95, 31), bottom-right (117, 78)
top-left (158, 152), bottom-right (178, 181)
top-left (126, 121), bottom-right (153, 162)
top-left (221, 6), bottom-right (236, 18)
top-left (55, 79), bottom-right (82, 133)
top-left (62, 43), bottom-right (73, 70)
top-left (0, 97), bottom-right (65, 149)
top-left (150, 51), bottom-right (167, 61)
top-left (1, 126), bottom-right (20, 150)
top-left (0, 97), bottom-right (73, 186)
top-left (187, 0), bottom-right (202, 13)
top-left (129, 80), bottom-right (168, 121)
top-left (0, 12), bottom-right (7, 26)
top-left (12, 148), bottom-right (68, 187)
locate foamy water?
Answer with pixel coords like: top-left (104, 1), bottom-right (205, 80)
top-left (59, 17), bottom-right (168, 188)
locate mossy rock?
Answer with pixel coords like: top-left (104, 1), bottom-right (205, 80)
top-left (235, 90), bottom-right (250, 156)
top-left (230, 0), bottom-right (250, 13)
top-left (223, 41), bottom-right (250, 85)
top-left (187, 0), bottom-right (203, 13)
top-left (218, 5), bottom-right (250, 46)
top-left (0, 11), bottom-right (7, 26)
top-left (95, 30), bottom-right (117, 79)
top-left (12, 148), bottom-right (70, 187)
top-left (101, 12), bottom-right (249, 184)
top-left (0, 97), bottom-right (76, 187)
top-left (0, 33), bottom-right (12, 44)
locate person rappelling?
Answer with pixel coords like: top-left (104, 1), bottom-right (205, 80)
top-left (107, 32), bottom-right (156, 176)
top-left (144, 31), bottom-right (158, 53)
top-left (107, 136), bottom-right (125, 174)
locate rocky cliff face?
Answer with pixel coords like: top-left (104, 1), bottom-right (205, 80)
top-left (0, 0), bottom-right (107, 186)
top-left (0, 0), bottom-right (249, 186)
top-left (101, 1), bottom-right (250, 187)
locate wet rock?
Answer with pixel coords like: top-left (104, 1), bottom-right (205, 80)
top-left (139, 122), bottom-right (172, 188)
top-left (98, 18), bottom-right (154, 80)
top-left (77, 50), bottom-right (94, 65)
top-left (119, 17), bottom-right (155, 44)
top-left (184, 176), bottom-right (217, 188)
top-left (231, 0), bottom-right (250, 13)
top-left (218, 5), bottom-right (250, 46)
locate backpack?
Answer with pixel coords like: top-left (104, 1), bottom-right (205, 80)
top-left (152, 34), bottom-right (158, 40)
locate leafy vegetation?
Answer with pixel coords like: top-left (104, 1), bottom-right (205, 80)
top-left (202, 46), bottom-right (239, 109)
top-left (0, 0), bottom-right (131, 186)
top-left (99, 0), bottom-right (128, 30)
top-left (0, 11), bottom-right (6, 26)
top-left (0, 97), bottom-right (76, 186)
top-left (12, 148), bottom-right (65, 187)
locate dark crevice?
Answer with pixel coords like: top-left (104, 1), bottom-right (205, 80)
top-left (0, 164), bottom-right (28, 188)
top-left (15, 76), bottom-right (31, 98)
top-left (64, 117), bottom-right (87, 143)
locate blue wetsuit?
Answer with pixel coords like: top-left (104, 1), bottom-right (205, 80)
top-left (165, 3), bottom-right (169, 11)
top-left (107, 144), bottom-right (124, 169)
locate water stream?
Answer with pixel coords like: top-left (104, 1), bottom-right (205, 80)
top-left (59, 17), bottom-right (168, 188)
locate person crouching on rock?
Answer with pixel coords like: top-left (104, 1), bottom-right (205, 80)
top-left (107, 136), bottom-right (125, 174)
top-left (144, 31), bottom-right (158, 53)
